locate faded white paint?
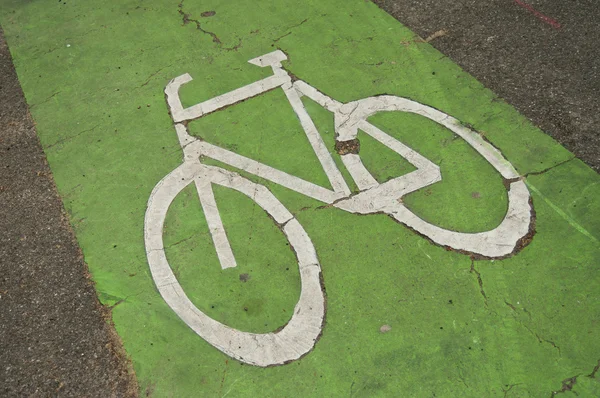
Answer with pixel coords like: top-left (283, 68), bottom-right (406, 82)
top-left (194, 177), bottom-right (236, 269)
top-left (145, 50), bottom-right (533, 367)
top-left (145, 162), bottom-right (325, 367)
top-left (283, 82), bottom-right (351, 196)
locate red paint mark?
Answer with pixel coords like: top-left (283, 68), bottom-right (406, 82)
top-left (514, 0), bottom-right (562, 29)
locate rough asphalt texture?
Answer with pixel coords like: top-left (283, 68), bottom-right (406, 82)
top-left (374, 0), bottom-right (600, 172)
top-left (0, 30), bottom-right (137, 397)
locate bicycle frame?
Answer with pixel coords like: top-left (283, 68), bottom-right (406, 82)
top-left (163, 50), bottom-right (532, 259)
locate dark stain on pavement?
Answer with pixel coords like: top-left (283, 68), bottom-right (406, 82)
top-left (335, 138), bottom-right (361, 155)
top-left (239, 273), bottom-right (251, 282)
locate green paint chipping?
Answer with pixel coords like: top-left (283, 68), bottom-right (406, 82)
top-left (1, 0), bottom-right (599, 397)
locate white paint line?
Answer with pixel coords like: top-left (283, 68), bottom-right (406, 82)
top-left (293, 80), bottom-right (342, 112)
top-left (359, 120), bottom-right (439, 172)
top-left (194, 140), bottom-right (344, 204)
top-left (334, 95), bottom-right (519, 179)
top-left (340, 154), bottom-right (379, 190)
top-left (334, 102), bottom-right (361, 141)
top-left (384, 180), bottom-right (531, 257)
top-left (328, 93), bottom-right (529, 255)
top-left (175, 74), bottom-right (291, 123)
top-left (201, 165), bottom-right (294, 225)
top-left (283, 219), bottom-right (319, 266)
top-left (248, 50), bottom-right (288, 68)
top-left (174, 123), bottom-right (196, 150)
top-left (283, 84), bottom-right (351, 196)
top-left (334, 167), bottom-right (442, 214)
top-left (194, 178), bottom-right (237, 269)
top-left (164, 73), bottom-right (192, 123)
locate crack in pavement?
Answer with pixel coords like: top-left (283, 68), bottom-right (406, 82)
top-left (177, 1), bottom-right (242, 51)
top-left (111, 291), bottom-right (144, 309)
top-left (272, 18), bottom-right (308, 43)
top-left (30, 90), bottom-right (61, 109)
top-left (505, 301), bottom-right (562, 357)
top-left (522, 323), bottom-right (562, 357)
top-left (46, 125), bottom-right (100, 149)
top-left (550, 375), bottom-right (578, 397)
top-left (140, 64), bottom-right (173, 88)
top-left (524, 156), bottom-right (576, 178)
top-left (164, 233), bottom-right (204, 249)
top-left (178, 1), bottom-right (220, 44)
top-left (588, 358), bottom-right (600, 378)
top-left (469, 259), bottom-right (487, 306)
top-left (501, 383), bottom-right (522, 397)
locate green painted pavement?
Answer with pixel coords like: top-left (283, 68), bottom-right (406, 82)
top-left (1, 0), bottom-right (599, 396)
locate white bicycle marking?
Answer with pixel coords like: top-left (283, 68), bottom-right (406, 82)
top-left (194, 177), bottom-right (236, 269)
top-left (145, 162), bottom-right (324, 367)
top-left (195, 140), bottom-right (344, 203)
top-left (282, 81), bottom-right (351, 196)
top-left (145, 50), bottom-right (533, 367)
top-left (340, 153), bottom-right (380, 190)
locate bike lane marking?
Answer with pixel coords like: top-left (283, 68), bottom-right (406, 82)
top-left (150, 49), bottom-right (532, 365)
top-left (145, 161), bottom-right (325, 367)
top-left (2, 0), bottom-right (599, 396)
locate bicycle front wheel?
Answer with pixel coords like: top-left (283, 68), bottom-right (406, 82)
top-left (144, 161), bottom-right (326, 366)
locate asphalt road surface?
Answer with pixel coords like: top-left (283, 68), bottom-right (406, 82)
top-left (374, 0), bottom-right (600, 171)
top-left (0, 29), bottom-right (137, 397)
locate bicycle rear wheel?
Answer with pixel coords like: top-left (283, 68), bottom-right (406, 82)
top-left (332, 95), bottom-right (532, 258)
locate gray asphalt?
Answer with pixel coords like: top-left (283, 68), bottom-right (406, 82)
top-left (374, 0), bottom-right (600, 172)
top-left (0, 30), bottom-right (137, 397)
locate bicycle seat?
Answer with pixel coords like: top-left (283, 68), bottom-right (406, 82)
top-left (248, 50), bottom-right (288, 67)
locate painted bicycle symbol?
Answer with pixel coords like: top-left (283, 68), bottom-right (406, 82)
top-left (144, 50), bottom-right (533, 367)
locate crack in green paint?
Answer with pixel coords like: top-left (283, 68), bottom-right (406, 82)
top-left (526, 181), bottom-right (598, 243)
